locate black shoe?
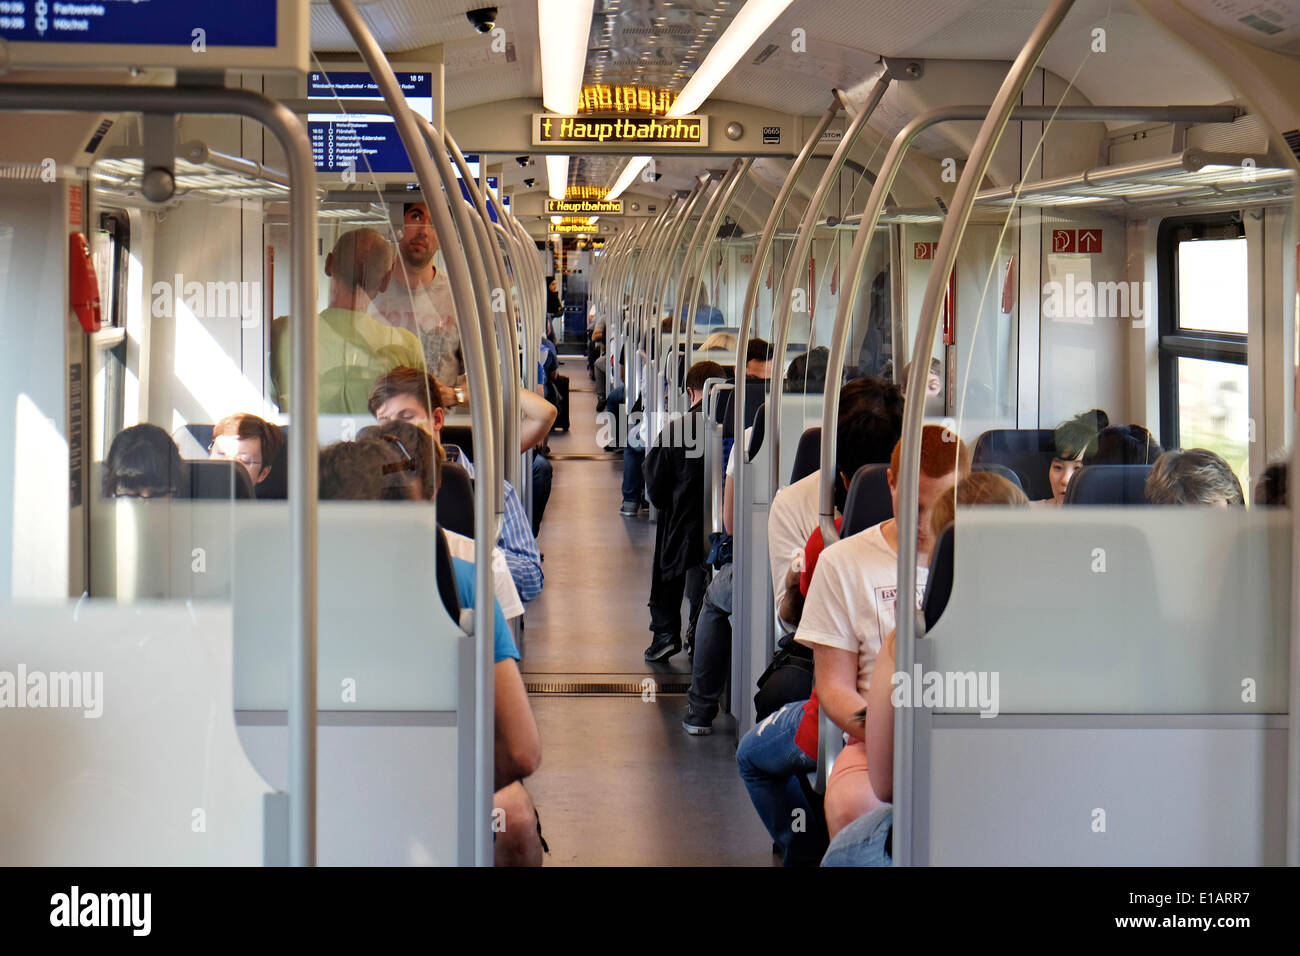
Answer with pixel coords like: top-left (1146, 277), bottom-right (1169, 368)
top-left (644, 634), bottom-right (681, 662)
top-left (682, 707), bottom-right (713, 735)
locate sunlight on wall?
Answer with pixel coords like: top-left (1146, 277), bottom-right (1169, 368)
top-left (171, 301), bottom-right (283, 435)
top-left (13, 393), bottom-right (66, 598)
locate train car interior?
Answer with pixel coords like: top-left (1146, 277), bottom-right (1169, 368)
top-left (1, 0), bottom-right (1299, 876)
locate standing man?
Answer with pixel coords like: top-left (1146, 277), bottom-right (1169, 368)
top-left (270, 227), bottom-right (423, 414)
top-left (371, 202), bottom-right (468, 408)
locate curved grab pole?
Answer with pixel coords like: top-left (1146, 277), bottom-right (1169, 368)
top-left (673, 158), bottom-right (751, 408)
top-left (665, 165), bottom-right (740, 411)
top-left (633, 194), bottom-right (691, 413)
top-left (411, 118), bottom-right (508, 536)
top-left (330, 0), bottom-right (499, 867)
top-left (608, 219), bottom-right (649, 390)
top-left (892, 0), bottom-right (1078, 868)
top-left (625, 207), bottom-right (672, 389)
top-left (445, 133), bottom-right (521, 491)
top-left (815, 102), bottom-right (1240, 547)
top-left (664, 170), bottom-right (730, 413)
top-left (766, 76), bottom-right (892, 497)
top-left (647, 182), bottom-right (711, 423)
top-left (651, 180), bottom-right (713, 425)
top-left (730, 97), bottom-right (843, 735)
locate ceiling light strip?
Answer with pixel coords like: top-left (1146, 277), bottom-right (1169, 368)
top-left (667, 0), bottom-right (796, 117)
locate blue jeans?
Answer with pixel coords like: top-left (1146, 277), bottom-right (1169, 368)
top-left (821, 804), bottom-right (893, 867)
top-left (736, 699), bottom-right (822, 866)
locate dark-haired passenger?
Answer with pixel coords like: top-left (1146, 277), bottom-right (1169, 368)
top-left (1255, 453), bottom-right (1288, 506)
top-left (209, 413), bottom-right (283, 487)
top-left (370, 201), bottom-right (466, 405)
top-left (357, 420), bottom-right (523, 621)
top-left (1085, 424), bottom-right (1164, 466)
top-left (318, 435), bottom-right (544, 865)
top-left (1146, 448), bottom-right (1244, 506)
top-left (746, 337), bottom-right (775, 381)
top-left (643, 360), bottom-right (726, 662)
top-left (1038, 408), bottom-right (1108, 506)
top-left (368, 366), bottom-right (544, 601)
top-left (103, 423), bottom-right (185, 499)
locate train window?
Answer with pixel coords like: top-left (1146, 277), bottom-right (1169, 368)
top-left (1156, 215), bottom-right (1249, 492)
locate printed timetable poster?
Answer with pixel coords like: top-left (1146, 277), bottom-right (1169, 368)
top-left (0, 0), bottom-right (277, 46)
top-left (309, 71), bottom-right (435, 177)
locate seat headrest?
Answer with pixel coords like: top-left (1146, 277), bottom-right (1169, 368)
top-left (436, 461), bottom-right (475, 538)
top-left (186, 459), bottom-right (255, 500)
top-left (841, 463), bottom-right (893, 538)
top-left (1063, 464), bottom-right (1153, 505)
top-left (790, 427), bottom-right (821, 484)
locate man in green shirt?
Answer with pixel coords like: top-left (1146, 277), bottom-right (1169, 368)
top-left (271, 227), bottom-right (424, 414)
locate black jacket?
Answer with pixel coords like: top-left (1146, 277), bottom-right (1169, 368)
top-left (644, 402), bottom-right (708, 579)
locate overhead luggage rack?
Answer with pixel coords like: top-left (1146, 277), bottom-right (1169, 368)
top-left (93, 155), bottom-right (291, 203)
top-left (850, 149), bottom-right (1295, 227)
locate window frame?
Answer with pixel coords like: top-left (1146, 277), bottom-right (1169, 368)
top-left (1156, 213), bottom-right (1247, 450)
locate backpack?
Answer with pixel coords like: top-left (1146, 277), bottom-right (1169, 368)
top-left (753, 633), bottom-right (815, 721)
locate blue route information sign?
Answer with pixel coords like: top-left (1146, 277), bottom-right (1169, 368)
top-left (308, 71), bottom-right (435, 177)
top-left (0, 1), bottom-right (276, 46)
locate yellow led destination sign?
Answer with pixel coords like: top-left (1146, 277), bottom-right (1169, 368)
top-left (533, 114), bottom-right (708, 148)
top-left (566, 185), bottom-right (608, 200)
top-left (551, 222), bottom-right (599, 233)
top-left (579, 84), bottom-right (676, 116)
top-left (546, 199), bottom-right (623, 215)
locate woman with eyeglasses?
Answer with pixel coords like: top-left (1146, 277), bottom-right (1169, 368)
top-left (102, 423), bottom-right (186, 499)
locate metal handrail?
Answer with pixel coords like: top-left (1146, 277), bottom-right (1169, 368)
top-left (765, 75), bottom-right (892, 498)
top-left (330, 0), bottom-right (498, 867)
top-left (674, 158), bottom-right (752, 406)
top-left (817, 104), bottom-right (1241, 547)
top-left (0, 81), bottom-right (319, 865)
top-left (892, 0), bottom-right (1077, 868)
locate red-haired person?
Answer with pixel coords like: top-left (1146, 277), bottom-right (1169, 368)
top-left (794, 425), bottom-right (970, 840)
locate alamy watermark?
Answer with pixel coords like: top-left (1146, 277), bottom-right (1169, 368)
top-left (596, 405), bottom-right (706, 458)
top-left (1043, 276), bottom-right (1153, 328)
top-left (50, 886), bottom-right (150, 936)
top-left (891, 664), bottom-right (999, 718)
top-left (0, 664), bottom-right (103, 718)
top-left (151, 273), bottom-right (261, 327)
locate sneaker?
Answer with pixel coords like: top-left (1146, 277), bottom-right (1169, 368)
top-left (682, 708), bottom-right (713, 735)
top-left (644, 634), bottom-right (681, 662)
top-left (620, 499), bottom-right (640, 516)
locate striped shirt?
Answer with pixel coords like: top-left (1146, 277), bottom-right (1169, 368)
top-left (444, 445), bottom-right (544, 601)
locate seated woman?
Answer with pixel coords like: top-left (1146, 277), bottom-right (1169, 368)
top-left (700, 330), bottom-right (737, 352)
top-left (823, 470), bottom-right (1027, 866)
top-left (102, 423), bottom-right (185, 499)
top-left (1145, 448), bottom-right (1244, 506)
top-left (318, 436), bottom-right (545, 866)
top-left (1038, 408), bottom-right (1108, 506)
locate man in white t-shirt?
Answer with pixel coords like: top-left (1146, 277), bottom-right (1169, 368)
top-left (370, 202), bottom-right (466, 404)
top-left (795, 424), bottom-right (969, 838)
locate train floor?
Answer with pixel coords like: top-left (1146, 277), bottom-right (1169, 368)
top-left (521, 357), bottom-right (773, 866)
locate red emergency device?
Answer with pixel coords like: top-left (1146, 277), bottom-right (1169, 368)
top-left (69, 232), bottom-right (102, 334)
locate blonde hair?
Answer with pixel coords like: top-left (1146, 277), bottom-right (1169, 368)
top-left (701, 331), bottom-right (737, 352)
top-left (929, 470), bottom-right (1029, 538)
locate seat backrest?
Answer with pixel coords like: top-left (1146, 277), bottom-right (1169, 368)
top-left (720, 377), bottom-right (768, 439)
top-left (971, 461), bottom-right (1024, 492)
top-left (442, 425), bottom-right (474, 463)
top-left (923, 523), bottom-right (955, 630)
top-left (1063, 464), bottom-right (1153, 505)
top-left (971, 428), bottom-right (1055, 501)
top-left (436, 461), bottom-right (475, 538)
top-left (434, 525), bottom-right (461, 620)
top-left (841, 463), bottom-right (893, 538)
top-left (790, 426), bottom-right (821, 484)
top-left (187, 459), bottom-right (255, 500)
